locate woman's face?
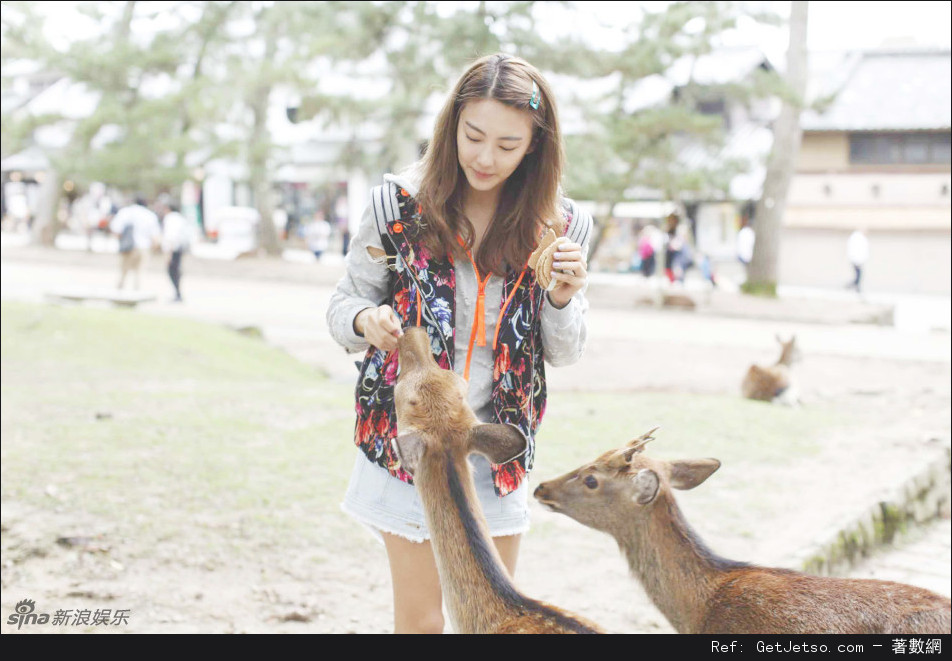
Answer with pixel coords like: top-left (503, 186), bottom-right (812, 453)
top-left (457, 98), bottom-right (535, 196)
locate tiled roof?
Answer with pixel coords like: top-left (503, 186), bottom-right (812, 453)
top-left (801, 49), bottom-right (951, 131)
top-left (623, 46), bottom-right (774, 113)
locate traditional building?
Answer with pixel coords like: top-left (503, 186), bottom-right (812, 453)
top-left (783, 48), bottom-right (951, 293)
top-left (587, 47), bottom-right (778, 272)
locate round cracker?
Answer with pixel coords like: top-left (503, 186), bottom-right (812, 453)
top-left (535, 236), bottom-right (569, 290)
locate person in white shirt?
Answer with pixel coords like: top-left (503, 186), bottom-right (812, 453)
top-left (736, 222), bottom-right (755, 266)
top-left (110, 196), bottom-right (160, 290)
top-left (846, 228), bottom-right (869, 293)
top-left (305, 217), bottom-right (331, 260)
top-left (161, 202), bottom-right (193, 302)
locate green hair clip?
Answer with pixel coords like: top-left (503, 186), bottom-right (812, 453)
top-left (529, 81), bottom-right (540, 110)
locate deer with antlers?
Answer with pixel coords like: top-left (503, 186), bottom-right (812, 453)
top-left (391, 326), bottom-right (603, 634)
top-left (534, 428), bottom-right (951, 634)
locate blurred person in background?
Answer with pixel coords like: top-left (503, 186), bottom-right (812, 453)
top-left (273, 207), bottom-right (289, 241)
top-left (335, 195), bottom-right (351, 256)
top-left (80, 182), bottom-right (108, 251)
top-left (305, 214), bottom-right (331, 261)
top-left (674, 224), bottom-right (694, 284)
top-left (663, 212), bottom-right (681, 283)
top-left (699, 252), bottom-right (718, 288)
top-left (160, 200), bottom-right (192, 302)
top-left (736, 219), bottom-right (755, 278)
top-left (637, 225), bottom-right (657, 278)
top-left (111, 195), bottom-right (160, 290)
top-left (846, 227), bottom-right (869, 294)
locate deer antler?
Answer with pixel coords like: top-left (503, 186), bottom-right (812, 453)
top-left (613, 426), bottom-right (659, 464)
top-left (627, 426), bottom-right (659, 452)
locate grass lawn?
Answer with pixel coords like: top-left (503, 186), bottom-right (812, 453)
top-left (2, 300), bottom-right (850, 566)
top-left (1, 301), bottom-right (358, 565)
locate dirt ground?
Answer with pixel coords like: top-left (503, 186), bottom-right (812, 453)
top-left (2, 247), bottom-right (950, 634)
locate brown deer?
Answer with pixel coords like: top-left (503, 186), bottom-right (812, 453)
top-left (534, 428), bottom-right (951, 634)
top-left (391, 326), bottom-right (603, 634)
top-left (742, 334), bottom-right (801, 405)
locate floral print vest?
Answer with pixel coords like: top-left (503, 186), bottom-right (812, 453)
top-left (354, 183), bottom-right (577, 497)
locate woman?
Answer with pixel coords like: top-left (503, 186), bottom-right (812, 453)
top-left (327, 53), bottom-right (592, 634)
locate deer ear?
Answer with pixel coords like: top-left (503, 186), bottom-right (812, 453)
top-left (631, 469), bottom-right (660, 505)
top-left (669, 459), bottom-right (720, 490)
top-left (468, 424), bottom-right (527, 465)
top-left (393, 430), bottom-right (426, 476)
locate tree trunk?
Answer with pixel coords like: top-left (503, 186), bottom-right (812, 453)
top-left (31, 2), bottom-right (137, 246)
top-left (31, 170), bottom-right (63, 246)
top-left (248, 27), bottom-right (279, 257)
top-left (744, 1), bottom-right (808, 296)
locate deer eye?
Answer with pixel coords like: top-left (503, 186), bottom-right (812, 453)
top-left (583, 475), bottom-right (598, 489)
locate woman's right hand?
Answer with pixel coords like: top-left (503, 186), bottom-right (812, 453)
top-left (354, 305), bottom-right (404, 352)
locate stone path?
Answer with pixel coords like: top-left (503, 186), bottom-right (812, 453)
top-left (849, 517), bottom-right (951, 598)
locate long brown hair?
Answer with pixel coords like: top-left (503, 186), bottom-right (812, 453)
top-left (415, 53), bottom-right (565, 276)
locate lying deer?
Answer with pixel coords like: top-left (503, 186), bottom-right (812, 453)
top-left (392, 326), bottom-right (602, 634)
top-left (742, 334), bottom-right (801, 405)
top-left (534, 429), bottom-right (951, 634)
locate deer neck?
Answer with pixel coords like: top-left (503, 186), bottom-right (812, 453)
top-left (777, 348), bottom-right (794, 367)
top-left (415, 448), bottom-right (521, 633)
top-left (616, 492), bottom-right (733, 633)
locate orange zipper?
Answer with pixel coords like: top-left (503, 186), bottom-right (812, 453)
top-left (458, 237), bottom-right (490, 380)
top-left (456, 238), bottom-right (529, 379)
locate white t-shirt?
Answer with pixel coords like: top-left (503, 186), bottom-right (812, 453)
top-left (162, 211), bottom-right (193, 252)
top-left (737, 226), bottom-right (755, 263)
top-left (847, 231), bottom-right (869, 266)
top-left (111, 204), bottom-right (160, 250)
top-left (305, 220), bottom-right (331, 252)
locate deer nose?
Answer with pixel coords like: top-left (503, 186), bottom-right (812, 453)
top-left (533, 484), bottom-right (545, 499)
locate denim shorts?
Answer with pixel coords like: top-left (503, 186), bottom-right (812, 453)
top-left (341, 451), bottom-right (531, 544)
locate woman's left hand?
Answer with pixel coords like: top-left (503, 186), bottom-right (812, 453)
top-left (547, 241), bottom-right (588, 309)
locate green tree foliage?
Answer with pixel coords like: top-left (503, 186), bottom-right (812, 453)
top-left (3, 0), bottom-right (783, 255)
top-left (4, 1), bottom-right (191, 191)
top-left (558, 2), bottom-right (783, 255)
top-left (291, 1), bottom-right (782, 259)
top-left (218, 1), bottom-right (374, 253)
top-left (294, 1), bottom-right (478, 174)
top-left (2, 1), bottom-right (245, 242)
